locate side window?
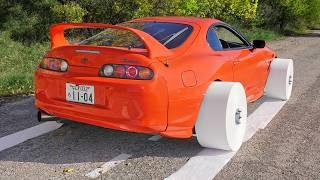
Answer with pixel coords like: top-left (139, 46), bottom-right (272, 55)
top-left (207, 28), bottom-right (223, 50)
top-left (208, 25), bottom-right (248, 50)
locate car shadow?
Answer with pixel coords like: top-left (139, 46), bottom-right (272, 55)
top-left (0, 95), bottom-right (265, 166)
top-left (0, 116), bottom-right (202, 165)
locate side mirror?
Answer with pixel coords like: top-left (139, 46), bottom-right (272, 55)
top-left (252, 40), bottom-right (266, 49)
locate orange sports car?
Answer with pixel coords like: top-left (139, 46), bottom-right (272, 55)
top-left (35, 17), bottom-right (293, 151)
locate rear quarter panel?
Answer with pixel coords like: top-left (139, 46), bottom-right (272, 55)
top-left (158, 20), bottom-right (235, 138)
top-left (161, 40), bottom-right (234, 138)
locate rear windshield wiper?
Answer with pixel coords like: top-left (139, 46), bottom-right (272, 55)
top-left (163, 27), bottom-right (189, 46)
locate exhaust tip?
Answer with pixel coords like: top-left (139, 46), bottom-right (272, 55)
top-left (37, 110), bottom-right (57, 122)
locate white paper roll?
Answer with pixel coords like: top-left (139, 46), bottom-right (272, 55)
top-left (265, 58), bottom-right (294, 100)
top-left (195, 82), bottom-right (247, 151)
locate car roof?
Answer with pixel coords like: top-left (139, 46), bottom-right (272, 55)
top-left (129, 16), bottom-right (221, 27)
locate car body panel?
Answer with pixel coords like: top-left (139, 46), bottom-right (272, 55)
top-left (35, 61), bottom-right (169, 133)
top-left (35, 17), bottom-right (276, 138)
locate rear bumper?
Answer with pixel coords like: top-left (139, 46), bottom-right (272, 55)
top-left (35, 68), bottom-right (168, 134)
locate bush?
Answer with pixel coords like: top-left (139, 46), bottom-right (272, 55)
top-left (226, 0), bottom-right (259, 23)
top-left (2, 0), bottom-right (320, 44)
top-left (132, 0), bottom-right (259, 26)
top-left (305, 0), bottom-right (320, 28)
top-left (1, 0), bottom-right (320, 96)
top-left (1, 1), bottom-right (59, 44)
top-left (74, 0), bottom-right (139, 24)
top-left (1, 1), bottom-right (86, 44)
top-left (258, 0), bottom-right (320, 31)
top-left (51, 2), bottom-right (87, 23)
top-left (0, 31), bottom-right (48, 96)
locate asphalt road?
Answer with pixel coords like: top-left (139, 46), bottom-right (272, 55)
top-left (216, 31), bottom-right (320, 179)
top-left (0, 31), bottom-right (319, 179)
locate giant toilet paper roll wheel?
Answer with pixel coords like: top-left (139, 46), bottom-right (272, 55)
top-left (195, 82), bottom-right (247, 151)
top-left (264, 58), bottom-right (294, 100)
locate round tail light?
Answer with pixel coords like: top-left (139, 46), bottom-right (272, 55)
top-left (40, 58), bottom-right (68, 72)
top-left (102, 65), bottom-right (114, 76)
top-left (60, 61), bottom-right (68, 71)
top-left (113, 65), bottom-right (126, 78)
top-left (138, 67), bottom-right (153, 80)
top-left (126, 66), bottom-right (138, 79)
top-left (100, 64), bottom-right (153, 80)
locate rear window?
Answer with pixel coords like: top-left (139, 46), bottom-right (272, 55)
top-left (64, 22), bottom-right (193, 49)
top-left (65, 28), bottom-right (144, 48)
top-left (120, 22), bottom-right (193, 49)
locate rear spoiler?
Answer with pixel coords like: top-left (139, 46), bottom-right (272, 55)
top-left (50, 23), bottom-right (171, 59)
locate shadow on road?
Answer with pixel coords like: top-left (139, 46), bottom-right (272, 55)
top-left (0, 114), bottom-right (201, 165)
top-left (0, 93), bottom-right (262, 179)
top-left (0, 93), bottom-right (265, 165)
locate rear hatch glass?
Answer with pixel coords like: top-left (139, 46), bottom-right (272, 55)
top-left (120, 22), bottom-right (193, 49)
top-left (64, 22), bottom-right (193, 50)
top-left (65, 28), bottom-right (145, 49)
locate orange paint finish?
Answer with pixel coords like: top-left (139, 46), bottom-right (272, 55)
top-left (35, 63), bottom-right (169, 133)
top-left (35, 17), bottom-right (275, 138)
top-left (181, 70), bottom-right (197, 87)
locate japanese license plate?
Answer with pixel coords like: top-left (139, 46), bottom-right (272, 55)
top-left (66, 83), bottom-right (94, 104)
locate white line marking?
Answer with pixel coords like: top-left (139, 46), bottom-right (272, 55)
top-left (165, 149), bottom-right (236, 180)
top-left (86, 153), bottom-right (131, 179)
top-left (166, 97), bottom-right (287, 180)
top-left (0, 121), bottom-right (63, 152)
top-left (148, 135), bottom-right (162, 141)
top-left (244, 99), bottom-right (286, 141)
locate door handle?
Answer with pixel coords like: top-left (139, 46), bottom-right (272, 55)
top-left (233, 61), bottom-right (240, 65)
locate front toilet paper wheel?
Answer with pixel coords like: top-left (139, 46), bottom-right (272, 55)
top-left (264, 58), bottom-right (294, 100)
top-left (195, 82), bottom-right (247, 151)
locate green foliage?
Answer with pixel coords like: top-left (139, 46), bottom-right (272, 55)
top-left (0, 31), bottom-right (49, 96)
top-left (227, 0), bottom-right (259, 22)
top-left (0, 0), bottom-right (86, 44)
top-left (73, 0), bottom-right (139, 24)
top-left (240, 28), bottom-right (282, 41)
top-left (51, 2), bottom-right (87, 23)
top-left (258, 0), bottom-right (320, 31)
top-left (1, 0), bottom-right (59, 44)
top-left (2, 0), bottom-right (319, 44)
top-left (0, 0), bottom-right (319, 96)
top-left (133, 0), bottom-right (259, 24)
top-left (305, 0), bottom-right (320, 27)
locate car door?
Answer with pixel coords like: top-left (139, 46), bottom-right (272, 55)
top-left (209, 24), bottom-right (269, 100)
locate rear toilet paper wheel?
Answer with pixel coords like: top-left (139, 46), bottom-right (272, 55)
top-left (195, 82), bottom-right (247, 151)
top-left (264, 58), bottom-right (294, 100)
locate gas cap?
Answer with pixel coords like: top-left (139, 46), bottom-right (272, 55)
top-left (181, 70), bottom-right (197, 87)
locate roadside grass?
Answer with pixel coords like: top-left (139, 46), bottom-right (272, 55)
top-left (0, 28), bottom-right (283, 97)
top-left (241, 28), bottom-right (283, 42)
top-left (0, 31), bottom-right (48, 96)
